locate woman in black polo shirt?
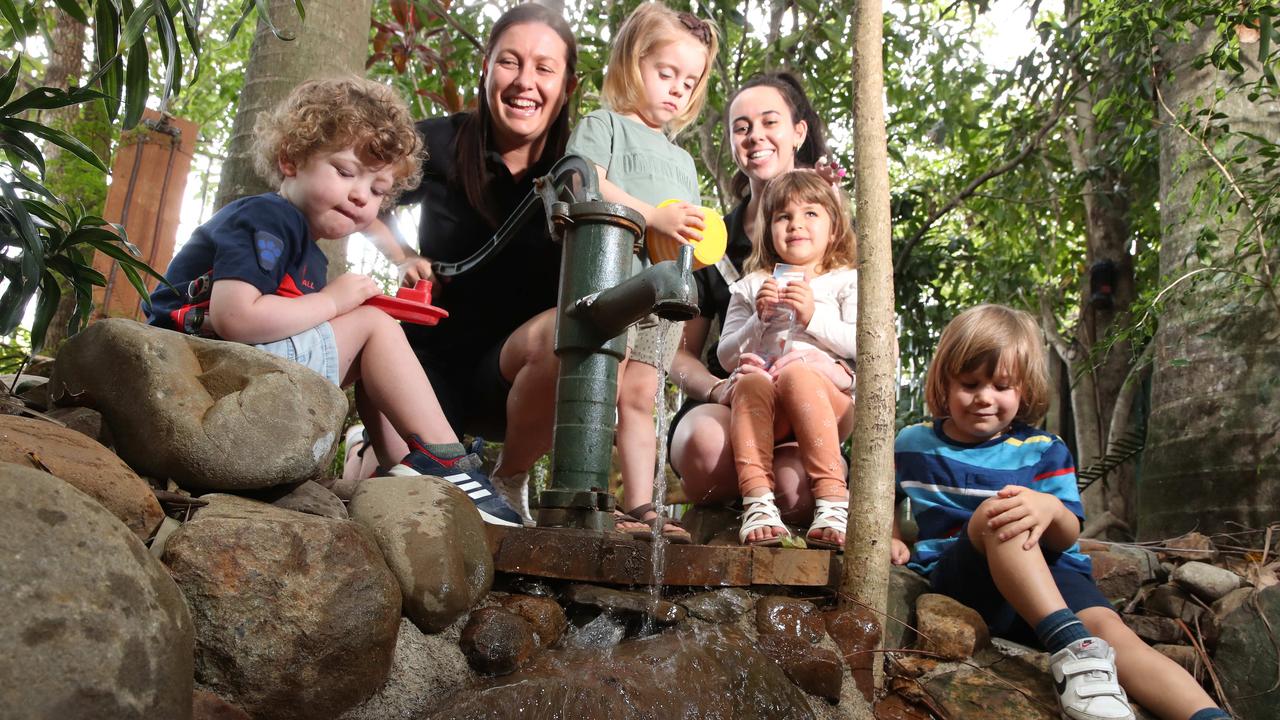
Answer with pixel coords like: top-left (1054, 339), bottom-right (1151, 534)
top-left (371, 4), bottom-right (577, 522)
top-left (668, 72), bottom-right (852, 539)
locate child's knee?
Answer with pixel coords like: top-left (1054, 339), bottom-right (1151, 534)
top-left (619, 364), bottom-right (659, 412)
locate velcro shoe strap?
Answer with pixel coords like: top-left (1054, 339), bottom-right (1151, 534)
top-left (1075, 681), bottom-right (1125, 699)
top-left (1061, 658), bottom-right (1114, 677)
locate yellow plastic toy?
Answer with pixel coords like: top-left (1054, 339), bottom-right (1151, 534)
top-left (646, 199), bottom-right (727, 270)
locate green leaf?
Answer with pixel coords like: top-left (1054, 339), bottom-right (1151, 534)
top-left (30, 270), bottom-right (61, 353)
top-left (256, 0), bottom-right (297, 41)
top-left (94, 0), bottom-right (122, 121)
top-left (120, 3), bottom-right (156, 50)
top-left (0, 0), bottom-right (22, 40)
top-left (0, 55), bottom-right (19, 105)
top-left (1, 85), bottom-right (111, 116)
top-left (153, 0), bottom-right (180, 100)
top-left (1260, 15), bottom-right (1272, 64)
top-left (0, 128), bottom-right (46, 176)
top-left (293, 0), bottom-right (304, 21)
top-left (226, 0), bottom-right (255, 41)
top-left (51, 0), bottom-right (90, 25)
top-left (123, 35), bottom-right (150, 129)
top-left (0, 177), bottom-right (44, 333)
top-left (5, 118), bottom-right (109, 172)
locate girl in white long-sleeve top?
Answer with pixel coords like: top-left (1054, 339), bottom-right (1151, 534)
top-left (717, 170), bottom-right (858, 549)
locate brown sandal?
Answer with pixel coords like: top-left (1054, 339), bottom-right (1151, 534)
top-left (615, 503), bottom-right (692, 544)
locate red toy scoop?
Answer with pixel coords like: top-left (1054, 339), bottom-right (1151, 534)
top-left (364, 280), bottom-right (449, 326)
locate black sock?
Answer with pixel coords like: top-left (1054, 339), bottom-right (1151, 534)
top-left (1034, 608), bottom-right (1090, 653)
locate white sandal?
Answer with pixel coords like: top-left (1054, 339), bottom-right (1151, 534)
top-left (806, 497), bottom-right (848, 551)
top-left (739, 492), bottom-right (792, 546)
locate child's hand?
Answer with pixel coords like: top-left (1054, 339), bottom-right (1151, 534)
top-left (814, 155), bottom-right (847, 187)
top-left (755, 278), bottom-right (780, 320)
top-left (321, 272), bottom-right (380, 315)
top-left (891, 538), bottom-right (911, 565)
top-left (779, 278), bottom-right (815, 326)
top-left (650, 202), bottom-right (705, 245)
top-left (737, 352), bottom-right (771, 379)
top-left (985, 485), bottom-right (1064, 550)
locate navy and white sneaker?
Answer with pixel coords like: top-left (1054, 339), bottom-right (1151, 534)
top-left (389, 436), bottom-right (523, 527)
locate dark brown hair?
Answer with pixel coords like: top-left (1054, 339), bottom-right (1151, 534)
top-left (745, 170), bottom-right (856, 275)
top-left (725, 71), bottom-right (829, 200)
top-left (453, 4), bottom-right (578, 227)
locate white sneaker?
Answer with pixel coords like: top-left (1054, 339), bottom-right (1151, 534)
top-left (491, 472), bottom-right (535, 526)
top-left (1049, 637), bottom-right (1135, 720)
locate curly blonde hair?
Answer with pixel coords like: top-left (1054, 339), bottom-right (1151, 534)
top-left (252, 76), bottom-right (423, 206)
top-left (924, 304), bottom-right (1050, 424)
top-left (601, 2), bottom-right (719, 139)
top-left (745, 170), bottom-right (857, 275)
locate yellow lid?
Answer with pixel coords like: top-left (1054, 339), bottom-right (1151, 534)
top-left (646, 200), bottom-right (728, 270)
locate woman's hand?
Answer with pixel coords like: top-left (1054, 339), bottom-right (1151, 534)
top-left (755, 278), bottom-right (780, 320)
top-left (650, 202), bottom-right (706, 245)
top-left (779, 278), bottom-right (815, 325)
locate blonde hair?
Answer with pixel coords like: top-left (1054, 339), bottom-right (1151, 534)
top-left (745, 170), bottom-right (857, 274)
top-left (253, 76), bottom-right (424, 206)
top-left (924, 304), bottom-right (1050, 424)
top-left (601, 2), bottom-right (719, 138)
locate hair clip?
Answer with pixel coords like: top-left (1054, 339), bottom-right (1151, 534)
top-left (677, 12), bottom-right (712, 46)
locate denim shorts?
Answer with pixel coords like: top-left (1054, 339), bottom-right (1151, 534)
top-left (929, 530), bottom-right (1111, 648)
top-left (253, 322), bottom-right (340, 386)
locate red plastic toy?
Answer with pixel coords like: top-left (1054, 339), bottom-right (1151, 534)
top-left (364, 280), bottom-right (449, 326)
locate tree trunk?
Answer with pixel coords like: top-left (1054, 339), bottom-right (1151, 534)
top-left (1140, 19), bottom-right (1280, 539)
top-left (841, 0), bottom-right (895, 704)
top-left (214, 0), bottom-right (375, 279)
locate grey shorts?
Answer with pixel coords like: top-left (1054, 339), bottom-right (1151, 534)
top-left (626, 317), bottom-right (682, 370)
top-left (253, 322), bottom-right (341, 386)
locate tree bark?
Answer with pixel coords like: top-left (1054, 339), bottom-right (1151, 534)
top-left (841, 0), bottom-right (895, 704)
top-left (214, 0), bottom-right (375, 279)
top-left (1140, 18), bottom-right (1280, 539)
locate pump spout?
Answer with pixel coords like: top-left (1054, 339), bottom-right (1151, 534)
top-left (570, 244), bottom-right (698, 340)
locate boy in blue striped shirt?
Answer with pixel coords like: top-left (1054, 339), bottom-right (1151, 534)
top-left (892, 305), bottom-right (1226, 720)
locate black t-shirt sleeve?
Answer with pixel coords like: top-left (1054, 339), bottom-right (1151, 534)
top-left (208, 196), bottom-right (308, 297)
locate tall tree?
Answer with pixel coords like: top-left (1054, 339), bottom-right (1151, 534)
top-left (842, 0), bottom-right (895, 703)
top-left (1140, 13), bottom-right (1280, 538)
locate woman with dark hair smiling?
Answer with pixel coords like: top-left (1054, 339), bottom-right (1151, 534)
top-left (363, 4), bottom-right (578, 523)
top-left (668, 71), bottom-right (850, 537)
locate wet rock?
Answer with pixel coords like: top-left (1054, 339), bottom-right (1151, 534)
top-left (678, 587), bottom-right (754, 622)
top-left (499, 594), bottom-right (567, 648)
top-left (1172, 561), bottom-right (1241, 602)
top-left (1080, 543), bottom-right (1158, 603)
top-left (45, 406), bottom-right (113, 447)
top-left (886, 564), bottom-right (931, 650)
top-left (915, 593), bottom-right (990, 660)
top-left (1159, 532), bottom-right (1218, 562)
top-left (163, 494), bottom-right (400, 720)
top-left (350, 475), bottom-right (493, 632)
top-left (825, 605), bottom-right (881, 699)
top-left (1122, 614), bottom-right (1184, 644)
top-left (191, 689), bottom-right (249, 720)
top-left (0, 414), bottom-right (163, 540)
top-left (249, 479), bottom-right (348, 519)
top-left (562, 611), bottom-right (628, 648)
top-left (758, 632), bottom-right (843, 701)
top-left (564, 583), bottom-right (685, 625)
top-left (756, 596), bottom-right (825, 643)
top-left (1212, 586), bottom-right (1255, 618)
top-left (1215, 584), bottom-right (1280, 718)
top-left (1145, 584), bottom-right (1205, 624)
top-left (422, 626), bottom-right (817, 720)
top-left (0, 464), bottom-right (193, 720)
top-left (339, 617), bottom-right (473, 720)
top-left (873, 694), bottom-right (932, 720)
top-left (1153, 644), bottom-right (1203, 680)
top-left (460, 607), bottom-right (537, 675)
top-left (925, 652), bottom-right (1058, 720)
top-left (49, 319), bottom-right (346, 492)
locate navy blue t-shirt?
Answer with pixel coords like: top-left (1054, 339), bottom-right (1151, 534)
top-left (147, 193), bottom-right (328, 336)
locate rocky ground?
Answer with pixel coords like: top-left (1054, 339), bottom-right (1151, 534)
top-left (1, 319), bottom-right (1276, 719)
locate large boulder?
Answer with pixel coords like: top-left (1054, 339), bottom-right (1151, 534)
top-left (0, 414), bottom-right (163, 540)
top-left (49, 319), bottom-right (347, 491)
top-left (1216, 585), bottom-right (1280, 717)
top-left (915, 593), bottom-right (991, 660)
top-left (422, 626), bottom-right (818, 719)
top-left (349, 475), bottom-right (494, 632)
top-left (0, 463), bottom-right (193, 719)
top-left (162, 495), bottom-right (400, 720)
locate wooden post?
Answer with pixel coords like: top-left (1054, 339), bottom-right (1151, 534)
top-left (842, 0), bottom-right (896, 700)
top-left (94, 109), bottom-right (198, 321)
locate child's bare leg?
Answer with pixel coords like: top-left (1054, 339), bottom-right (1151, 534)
top-left (967, 501), bottom-right (1071, 624)
top-left (617, 360), bottom-right (660, 517)
top-left (354, 382), bottom-right (407, 469)
top-left (329, 306), bottom-right (456, 448)
top-left (494, 308), bottom-right (559, 477)
top-left (1078, 607), bottom-right (1219, 719)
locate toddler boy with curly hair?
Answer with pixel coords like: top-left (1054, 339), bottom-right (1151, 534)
top-left (148, 76), bottom-right (523, 526)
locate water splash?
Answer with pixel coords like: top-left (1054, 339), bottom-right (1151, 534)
top-left (643, 320), bottom-right (674, 635)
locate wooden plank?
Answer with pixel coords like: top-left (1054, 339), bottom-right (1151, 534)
top-left (485, 525), bottom-right (838, 588)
